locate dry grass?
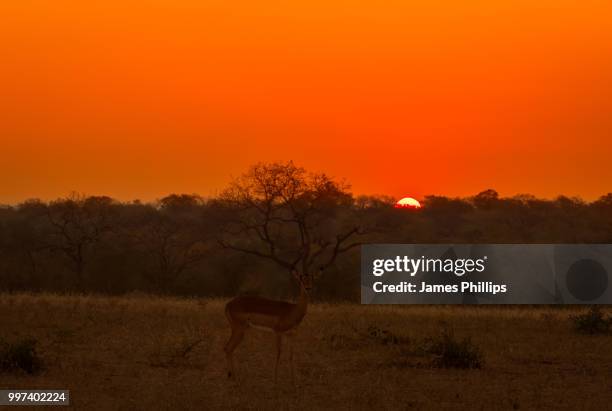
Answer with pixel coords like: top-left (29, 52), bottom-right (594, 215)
top-left (0, 294), bottom-right (611, 410)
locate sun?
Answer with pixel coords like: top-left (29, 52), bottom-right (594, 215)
top-left (395, 197), bottom-right (421, 209)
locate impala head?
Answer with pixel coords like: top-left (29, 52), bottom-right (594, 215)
top-left (291, 266), bottom-right (324, 291)
top-left (291, 269), bottom-right (311, 291)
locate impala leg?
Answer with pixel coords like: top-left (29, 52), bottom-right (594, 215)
top-left (274, 333), bottom-right (283, 384)
top-left (224, 327), bottom-right (245, 379)
top-left (288, 335), bottom-right (295, 386)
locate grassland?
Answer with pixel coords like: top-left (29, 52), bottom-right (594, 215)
top-left (0, 294), bottom-right (611, 410)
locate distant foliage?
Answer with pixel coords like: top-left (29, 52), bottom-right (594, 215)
top-left (1, 163), bottom-right (612, 300)
top-left (570, 306), bottom-right (612, 335)
top-left (0, 337), bottom-right (43, 374)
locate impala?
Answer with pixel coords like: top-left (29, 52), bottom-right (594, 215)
top-left (224, 269), bottom-right (318, 383)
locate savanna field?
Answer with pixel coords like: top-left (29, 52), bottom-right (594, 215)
top-left (1, 294), bottom-right (611, 410)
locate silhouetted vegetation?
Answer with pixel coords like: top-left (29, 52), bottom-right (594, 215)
top-left (217, 161), bottom-right (362, 278)
top-left (570, 306), bottom-right (612, 335)
top-left (0, 337), bottom-right (42, 374)
top-left (424, 328), bottom-right (484, 369)
top-left (1, 162), bottom-right (612, 300)
top-left (365, 325), bottom-right (409, 346)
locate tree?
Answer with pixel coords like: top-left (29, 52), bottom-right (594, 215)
top-left (45, 194), bottom-right (116, 289)
top-left (216, 161), bottom-right (362, 277)
top-left (0, 201), bottom-right (48, 288)
top-left (422, 195), bottom-right (473, 240)
top-left (130, 195), bottom-right (209, 292)
top-left (592, 193), bottom-right (612, 209)
top-left (472, 189), bottom-right (499, 210)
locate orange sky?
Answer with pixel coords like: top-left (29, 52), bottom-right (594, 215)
top-left (1, 1), bottom-right (611, 203)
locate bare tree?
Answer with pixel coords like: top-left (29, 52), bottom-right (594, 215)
top-left (45, 193), bottom-right (116, 289)
top-left (217, 161), bottom-right (362, 277)
top-left (131, 196), bottom-right (209, 292)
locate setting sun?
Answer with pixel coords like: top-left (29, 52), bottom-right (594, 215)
top-left (395, 197), bottom-right (421, 209)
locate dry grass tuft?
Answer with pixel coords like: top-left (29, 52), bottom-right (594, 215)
top-left (0, 337), bottom-right (43, 375)
top-left (570, 306), bottom-right (612, 335)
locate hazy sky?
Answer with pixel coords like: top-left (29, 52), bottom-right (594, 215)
top-left (1, 1), bottom-right (611, 203)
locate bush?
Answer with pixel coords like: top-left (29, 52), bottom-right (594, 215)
top-left (570, 306), bottom-right (612, 335)
top-left (366, 326), bottom-right (409, 345)
top-left (0, 338), bottom-right (43, 374)
top-left (426, 328), bottom-right (483, 369)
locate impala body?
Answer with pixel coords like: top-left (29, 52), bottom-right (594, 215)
top-left (224, 271), bottom-right (313, 382)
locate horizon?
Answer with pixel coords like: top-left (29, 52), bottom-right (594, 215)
top-left (2, 1), bottom-right (612, 203)
top-left (1, 186), bottom-right (609, 207)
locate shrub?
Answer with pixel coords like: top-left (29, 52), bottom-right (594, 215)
top-left (0, 338), bottom-right (43, 374)
top-left (366, 326), bottom-right (409, 345)
top-left (570, 306), bottom-right (612, 335)
top-left (426, 328), bottom-right (483, 369)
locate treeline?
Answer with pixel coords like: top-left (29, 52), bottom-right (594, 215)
top-left (1, 165), bottom-right (612, 301)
